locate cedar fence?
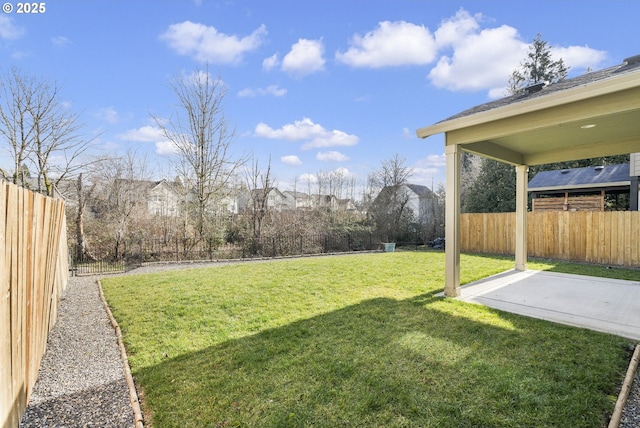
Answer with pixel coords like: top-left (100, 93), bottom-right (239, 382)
top-left (1, 181), bottom-right (69, 428)
top-left (461, 211), bottom-right (640, 267)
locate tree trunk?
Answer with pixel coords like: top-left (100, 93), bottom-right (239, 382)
top-left (75, 173), bottom-right (87, 261)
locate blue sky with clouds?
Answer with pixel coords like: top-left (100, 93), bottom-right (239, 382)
top-left (0, 0), bottom-right (638, 191)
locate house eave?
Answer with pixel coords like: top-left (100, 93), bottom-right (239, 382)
top-left (528, 181), bottom-right (631, 193)
top-left (416, 68), bottom-right (640, 141)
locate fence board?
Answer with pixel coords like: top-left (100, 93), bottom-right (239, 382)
top-left (1, 182), bottom-right (68, 428)
top-left (1, 183), bottom-right (14, 428)
top-left (461, 211), bottom-right (640, 268)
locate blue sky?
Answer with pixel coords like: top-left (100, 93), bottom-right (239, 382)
top-left (1, 0), bottom-right (638, 192)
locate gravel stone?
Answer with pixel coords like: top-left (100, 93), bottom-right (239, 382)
top-left (20, 275), bottom-right (135, 427)
top-left (620, 363), bottom-right (640, 427)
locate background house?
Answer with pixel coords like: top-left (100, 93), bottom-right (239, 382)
top-left (372, 183), bottom-right (443, 241)
top-left (147, 179), bottom-right (182, 217)
top-left (404, 184), bottom-right (441, 225)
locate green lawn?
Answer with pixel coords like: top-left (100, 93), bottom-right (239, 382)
top-left (101, 252), bottom-right (636, 427)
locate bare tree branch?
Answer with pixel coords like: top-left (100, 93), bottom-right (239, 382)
top-left (153, 67), bottom-right (246, 239)
top-left (0, 67), bottom-right (99, 196)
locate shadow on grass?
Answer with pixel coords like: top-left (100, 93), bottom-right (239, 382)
top-left (135, 292), bottom-right (630, 428)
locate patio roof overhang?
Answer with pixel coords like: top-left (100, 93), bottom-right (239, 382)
top-left (417, 66), bottom-right (640, 165)
top-left (416, 58), bottom-right (640, 297)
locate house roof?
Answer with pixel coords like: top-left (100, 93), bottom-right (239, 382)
top-left (528, 163), bottom-right (630, 192)
top-left (440, 60), bottom-right (640, 123)
top-left (416, 55), bottom-right (640, 166)
top-left (405, 183), bottom-right (434, 198)
top-left (374, 184), bottom-right (434, 203)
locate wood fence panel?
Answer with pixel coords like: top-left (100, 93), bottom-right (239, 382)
top-left (8, 183), bottom-right (26, 428)
top-left (0, 182), bottom-right (15, 428)
top-left (572, 212), bottom-right (588, 262)
top-left (461, 211), bottom-right (640, 268)
top-left (1, 182), bottom-right (68, 428)
top-left (632, 211), bottom-right (640, 266)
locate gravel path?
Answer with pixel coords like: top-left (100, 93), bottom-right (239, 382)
top-left (20, 275), bottom-right (135, 428)
top-left (18, 258), bottom-right (640, 427)
top-left (620, 363), bottom-right (640, 427)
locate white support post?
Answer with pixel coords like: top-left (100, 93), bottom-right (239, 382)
top-left (444, 144), bottom-right (461, 297)
top-left (515, 164), bottom-right (528, 271)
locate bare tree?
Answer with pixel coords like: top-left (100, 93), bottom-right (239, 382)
top-left (244, 156), bottom-right (275, 248)
top-left (368, 154), bottom-right (413, 242)
top-left (92, 151), bottom-right (152, 260)
top-left (74, 171), bottom-right (97, 261)
top-left (0, 68), bottom-right (32, 187)
top-left (368, 154), bottom-right (413, 192)
top-left (153, 68), bottom-right (244, 239)
top-left (0, 67), bottom-right (96, 196)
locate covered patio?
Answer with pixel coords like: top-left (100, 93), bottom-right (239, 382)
top-left (453, 269), bottom-right (640, 340)
top-left (417, 54), bottom-right (640, 335)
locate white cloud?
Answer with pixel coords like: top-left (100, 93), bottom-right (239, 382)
top-left (155, 140), bottom-right (181, 155)
top-left (429, 25), bottom-right (525, 93)
top-left (238, 84), bottom-right (287, 97)
top-left (282, 38), bottom-right (325, 77)
top-left (333, 167), bottom-right (353, 177)
top-left (336, 21), bottom-right (436, 68)
top-left (427, 9), bottom-right (607, 96)
top-left (434, 9), bottom-right (481, 49)
top-left (403, 127), bottom-right (414, 139)
top-left (302, 130), bottom-right (359, 150)
top-left (160, 21), bottom-right (267, 64)
top-left (263, 53), bottom-right (280, 71)
top-left (51, 36), bottom-right (71, 47)
top-left (551, 45), bottom-right (607, 72)
top-left (117, 125), bottom-right (177, 155)
top-left (281, 155), bottom-right (302, 166)
top-left (117, 125), bottom-right (164, 142)
top-left (298, 173), bottom-right (318, 184)
top-left (255, 118), bottom-right (323, 141)
top-left (316, 151), bottom-right (349, 162)
top-left (418, 153), bottom-right (446, 168)
top-left (94, 106), bottom-right (120, 124)
top-left (410, 154), bottom-right (447, 186)
top-left (254, 117), bottom-right (359, 150)
top-left (0, 16), bottom-right (25, 40)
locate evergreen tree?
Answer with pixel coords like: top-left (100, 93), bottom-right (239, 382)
top-left (466, 35), bottom-right (624, 213)
top-left (463, 159), bottom-right (515, 213)
top-left (508, 33), bottom-right (568, 93)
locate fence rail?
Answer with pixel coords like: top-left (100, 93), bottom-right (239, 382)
top-left (1, 181), bottom-right (68, 428)
top-left (70, 231), bottom-right (392, 274)
top-left (461, 211), bottom-right (640, 267)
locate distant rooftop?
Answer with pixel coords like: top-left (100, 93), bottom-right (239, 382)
top-left (528, 163), bottom-right (630, 192)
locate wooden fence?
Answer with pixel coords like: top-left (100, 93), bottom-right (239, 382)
top-left (1, 181), bottom-right (69, 428)
top-left (461, 211), bottom-right (640, 267)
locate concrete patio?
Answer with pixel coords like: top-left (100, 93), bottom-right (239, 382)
top-left (453, 270), bottom-right (640, 341)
